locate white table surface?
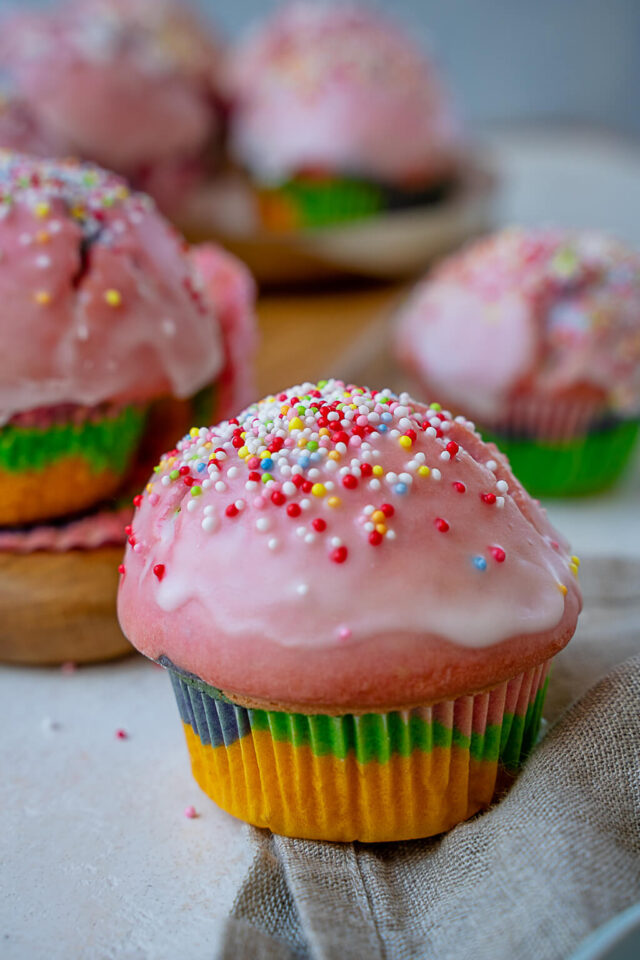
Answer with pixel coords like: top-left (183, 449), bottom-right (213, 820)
top-left (2, 127), bottom-right (640, 960)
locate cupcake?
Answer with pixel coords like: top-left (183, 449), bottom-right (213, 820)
top-left (396, 228), bottom-right (640, 496)
top-left (0, 150), bottom-right (256, 663)
top-left (227, 2), bottom-right (461, 231)
top-left (0, 0), bottom-right (224, 216)
top-left (118, 380), bottom-right (581, 842)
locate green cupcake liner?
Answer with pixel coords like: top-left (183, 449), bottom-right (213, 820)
top-left (0, 404), bottom-right (148, 475)
top-left (481, 419), bottom-right (639, 497)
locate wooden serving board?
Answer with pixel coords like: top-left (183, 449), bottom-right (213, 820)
top-left (0, 281), bottom-right (408, 665)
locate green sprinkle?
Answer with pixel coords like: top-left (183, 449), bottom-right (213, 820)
top-left (191, 485), bottom-right (203, 497)
top-left (169, 469), bottom-right (179, 481)
top-left (307, 441), bottom-right (319, 451)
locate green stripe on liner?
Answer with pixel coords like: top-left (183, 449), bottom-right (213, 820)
top-left (480, 420), bottom-right (639, 497)
top-left (270, 177), bottom-right (385, 228)
top-left (0, 404), bottom-right (147, 474)
top-left (170, 669), bottom-right (548, 770)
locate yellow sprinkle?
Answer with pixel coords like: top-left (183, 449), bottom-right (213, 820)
top-left (289, 417), bottom-right (303, 431)
top-left (399, 436), bottom-right (412, 449)
top-left (115, 185), bottom-right (129, 199)
top-left (418, 466), bottom-right (431, 477)
top-left (34, 290), bottom-right (51, 305)
top-left (328, 451), bottom-right (340, 461)
top-left (34, 202), bottom-right (50, 219)
top-left (238, 446), bottom-right (249, 459)
top-left (36, 230), bottom-right (50, 244)
top-left (146, 483), bottom-right (153, 493)
top-left (71, 205), bottom-right (85, 219)
top-left (372, 465), bottom-right (383, 477)
top-left (297, 438), bottom-right (307, 448)
top-left (311, 483), bottom-right (326, 498)
top-left (280, 405), bottom-right (290, 415)
top-left (327, 496), bottom-right (341, 508)
top-left (319, 427), bottom-right (330, 437)
top-left (372, 510), bottom-right (385, 524)
top-left (569, 562), bottom-right (579, 577)
top-left (350, 404), bottom-right (357, 410)
top-left (376, 523), bottom-right (387, 535)
top-left (189, 427), bottom-right (199, 438)
top-left (259, 450), bottom-right (271, 459)
top-left (571, 555), bottom-right (581, 568)
top-left (204, 441), bottom-right (212, 449)
top-left (104, 288), bottom-right (122, 307)
top-left (557, 582), bottom-right (568, 596)
top-left (166, 456), bottom-right (177, 467)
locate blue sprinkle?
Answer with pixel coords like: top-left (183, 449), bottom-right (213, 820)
top-left (309, 452), bottom-right (322, 463)
top-left (261, 458), bottom-right (274, 470)
top-left (472, 556), bottom-right (487, 571)
top-left (394, 482), bottom-right (408, 495)
top-left (298, 456), bottom-right (311, 470)
top-left (378, 424), bottom-right (388, 433)
top-left (196, 462), bottom-right (206, 473)
top-left (381, 412), bottom-right (393, 423)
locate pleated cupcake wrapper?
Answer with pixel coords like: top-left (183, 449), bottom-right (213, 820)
top-left (0, 403), bottom-right (147, 475)
top-left (168, 660), bottom-right (550, 842)
top-left (481, 412), bottom-right (639, 497)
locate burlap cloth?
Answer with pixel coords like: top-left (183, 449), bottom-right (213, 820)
top-left (220, 556), bottom-right (640, 960)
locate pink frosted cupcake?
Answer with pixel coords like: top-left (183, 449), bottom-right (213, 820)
top-left (118, 380), bottom-right (581, 841)
top-left (396, 227), bottom-right (640, 496)
top-left (227, 2), bottom-right (461, 230)
top-left (0, 0), bottom-right (224, 215)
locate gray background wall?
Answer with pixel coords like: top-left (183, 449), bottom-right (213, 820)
top-left (4, 0), bottom-right (639, 136)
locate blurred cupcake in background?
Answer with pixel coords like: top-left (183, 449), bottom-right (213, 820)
top-left (0, 151), bottom-right (255, 531)
top-left (227, 1), bottom-right (462, 231)
top-left (396, 227), bottom-right (640, 496)
top-left (0, 0), bottom-right (225, 216)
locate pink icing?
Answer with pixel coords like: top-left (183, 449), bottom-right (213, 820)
top-left (396, 227), bottom-right (640, 420)
top-left (1, 0), bottom-right (222, 206)
top-left (228, 2), bottom-right (460, 185)
top-left (0, 152), bottom-right (224, 426)
top-left (117, 381), bottom-right (581, 711)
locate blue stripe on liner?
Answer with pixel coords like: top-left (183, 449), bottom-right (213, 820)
top-left (169, 671), bottom-right (251, 749)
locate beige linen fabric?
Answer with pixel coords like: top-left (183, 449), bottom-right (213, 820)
top-left (221, 557), bottom-right (640, 960)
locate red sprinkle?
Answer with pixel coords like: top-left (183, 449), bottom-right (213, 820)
top-left (287, 503), bottom-right (301, 518)
top-left (132, 494), bottom-right (143, 507)
top-left (331, 546), bottom-right (348, 564)
top-left (225, 504), bottom-right (239, 518)
top-left (369, 530), bottom-right (383, 546)
top-left (118, 563), bottom-right (125, 575)
top-left (153, 564), bottom-right (165, 581)
top-left (481, 493), bottom-right (497, 505)
top-left (179, 465), bottom-right (190, 476)
top-left (359, 462), bottom-right (373, 477)
top-left (452, 482), bottom-right (466, 493)
top-left (491, 546), bottom-right (506, 563)
top-left (301, 480), bottom-right (313, 494)
top-left (271, 491), bottom-right (286, 506)
top-left (124, 524), bottom-right (132, 535)
top-left (127, 536), bottom-right (136, 547)
top-left (342, 474), bottom-right (358, 489)
top-left (434, 518), bottom-right (450, 533)
top-left (446, 441), bottom-right (459, 456)
top-left (380, 503), bottom-right (395, 517)
top-left (312, 518), bottom-right (326, 532)
top-left (231, 435), bottom-right (244, 449)
top-left (115, 729), bottom-right (128, 740)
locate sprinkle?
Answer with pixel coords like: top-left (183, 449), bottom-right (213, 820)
top-left (104, 289), bottom-right (122, 307)
top-left (399, 435), bottom-right (412, 449)
top-left (331, 546), bottom-right (348, 563)
top-left (481, 493), bottom-right (497, 504)
top-left (418, 466), bottom-right (431, 477)
top-left (311, 483), bottom-right (326, 497)
top-left (34, 290), bottom-right (51, 305)
top-left (431, 468), bottom-right (442, 481)
top-left (202, 516), bottom-right (218, 533)
top-left (452, 482), bottom-right (466, 493)
top-left (268, 538), bottom-right (279, 550)
top-left (115, 729), bottom-right (128, 740)
top-left (557, 582), bottom-right (568, 595)
top-left (184, 806), bottom-right (198, 819)
top-left (472, 556), bottom-right (487, 571)
top-left (153, 564), bottom-right (165, 581)
top-left (434, 518), bottom-right (449, 533)
top-left (327, 496), bottom-right (341, 508)
top-left (296, 583), bottom-right (309, 596)
top-left (490, 546), bottom-right (506, 563)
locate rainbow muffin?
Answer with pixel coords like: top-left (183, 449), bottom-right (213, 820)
top-left (227, 2), bottom-right (461, 231)
top-left (0, 0), bottom-right (224, 216)
top-left (118, 380), bottom-right (581, 842)
top-left (0, 151), bottom-right (255, 530)
top-left (396, 227), bottom-right (640, 496)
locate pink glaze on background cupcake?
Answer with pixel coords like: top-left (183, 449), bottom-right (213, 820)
top-left (228, 1), bottom-right (461, 186)
top-left (396, 227), bottom-right (640, 425)
top-left (0, 0), bottom-right (224, 213)
top-left (118, 381), bottom-right (581, 712)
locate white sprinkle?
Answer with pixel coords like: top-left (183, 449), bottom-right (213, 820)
top-left (389, 429), bottom-right (401, 439)
top-left (426, 427), bottom-right (437, 437)
top-left (386, 529), bottom-right (397, 540)
top-left (369, 479), bottom-right (381, 491)
top-left (440, 420), bottom-right (452, 432)
top-left (330, 537), bottom-right (342, 548)
top-left (268, 537), bottom-right (279, 550)
top-left (296, 583), bottom-right (309, 596)
top-left (496, 480), bottom-right (509, 493)
top-left (234, 499), bottom-right (245, 511)
top-left (245, 481), bottom-right (258, 492)
top-left (35, 254), bottom-right (51, 269)
top-left (202, 516), bottom-right (218, 533)
top-left (296, 526), bottom-right (306, 538)
top-left (325, 480), bottom-right (335, 490)
top-left (385, 472), bottom-right (398, 484)
top-left (304, 533), bottom-right (315, 544)
top-left (496, 496), bottom-right (505, 509)
top-left (364, 505), bottom-right (375, 515)
top-left (202, 479), bottom-right (212, 490)
top-left (204, 505), bottom-right (215, 516)
top-left (486, 460), bottom-right (498, 472)
top-left (440, 451), bottom-right (451, 461)
top-left (256, 518), bottom-right (270, 532)
top-left (48, 220), bottom-right (62, 233)
top-left (283, 481), bottom-right (296, 496)
top-left (187, 499), bottom-right (198, 512)
top-left (227, 466), bottom-right (239, 479)
top-left (300, 498), bottom-right (310, 510)
top-left (215, 481), bottom-right (227, 493)
top-left (414, 452), bottom-right (425, 464)
top-left (398, 473), bottom-right (413, 485)
top-left (325, 459), bottom-right (337, 472)
top-left (161, 476), bottom-right (171, 486)
top-left (431, 468), bottom-right (442, 481)
top-left (364, 522), bottom-right (375, 533)
top-left (328, 412), bottom-right (340, 421)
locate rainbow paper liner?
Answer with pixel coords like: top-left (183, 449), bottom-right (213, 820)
top-left (481, 419), bottom-right (639, 497)
top-left (168, 660), bottom-right (550, 842)
top-left (255, 174), bottom-right (454, 231)
top-left (0, 404), bottom-right (147, 476)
